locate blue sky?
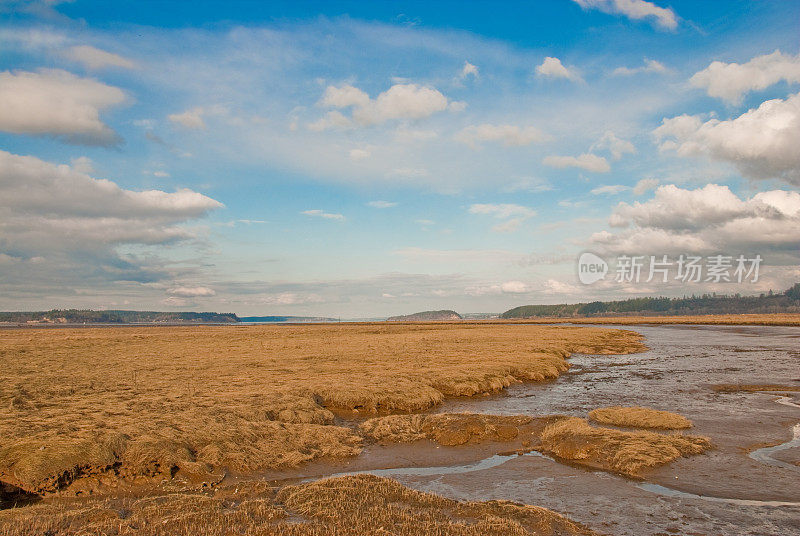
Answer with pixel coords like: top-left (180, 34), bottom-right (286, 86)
top-left (1, 0), bottom-right (799, 317)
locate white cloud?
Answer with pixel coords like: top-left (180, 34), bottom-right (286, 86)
top-left (64, 45), bottom-right (135, 70)
top-left (167, 286), bottom-right (216, 297)
top-left (366, 200), bottom-right (397, 208)
top-left (591, 130), bottom-right (635, 160)
top-left (468, 203), bottom-right (537, 219)
top-left (465, 280), bottom-right (533, 296)
top-left (0, 69), bottom-right (125, 145)
top-left (591, 184), bottom-right (629, 195)
top-left (594, 184), bottom-right (800, 255)
top-left (70, 156), bottom-right (94, 174)
top-left (572, 0), bottom-right (678, 30)
top-left (318, 83), bottom-right (449, 127)
top-left (168, 107), bottom-right (206, 129)
top-left (543, 153), bottom-right (610, 173)
top-left (307, 110), bottom-right (352, 131)
top-left (612, 58), bottom-right (668, 76)
top-left (459, 61), bottom-right (479, 80)
top-left (542, 279), bottom-right (581, 295)
top-left (454, 123), bottom-right (549, 149)
top-left (653, 92), bottom-right (800, 184)
top-left (349, 148), bottom-right (370, 161)
top-left (301, 209), bottom-right (345, 221)
top-left (152, 170), bottom-right (170, 177)
top-left (469, 203), bottom-right (536, 233)
top-left (535, 57), bottom-right (582, 82)
top-left (500, 281), bottom-right (531, 293)
top-left (689, 50), bottom-right (800, 103)
top-left (633, 178), bottom-right (659, 195)
top-left (0, 149), bottom-right (222, 287)
top-left (501, 177), bottom-right (553, 193)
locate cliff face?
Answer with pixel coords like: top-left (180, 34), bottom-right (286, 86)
top-left (386, 310), bottom-right (462, 322)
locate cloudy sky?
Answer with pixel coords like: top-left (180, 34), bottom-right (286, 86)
top-left (1, 0), bottom-right (799, 317)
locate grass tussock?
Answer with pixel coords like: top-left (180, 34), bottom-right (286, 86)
top-left (0, 324), bottom-right (644, 494)
top-left (360, 413), bottom-right (533, 446)
top-left (588, 406), bottom-right (692, 430)
top-left (0, 475), bottom-right (599, 536)
top-left (538, 417), bottom-right (711, 477)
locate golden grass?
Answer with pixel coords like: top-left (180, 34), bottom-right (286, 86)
top-left (360, 413), bottom-right (535, 446)
top-left (0, 323), bottom-right (644, 494)
top-left (710, 383), bottom-right (800, 393)
top-left (500, 313), bottom-right (800, 326)
top-left (538, 417), bottom-right (711, 477)
top-left (0, 475), bottom-right (599, 536)
top-left (588, 406), bottom-right (692, 429)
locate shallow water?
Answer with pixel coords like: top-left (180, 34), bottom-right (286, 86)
top-left (391, 325), bottom-right (800, 535)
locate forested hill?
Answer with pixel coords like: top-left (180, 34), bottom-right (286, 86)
top-left (0, 310), bottom-right (240, 324)
top-left (501, 284), bottom-right (800, 319)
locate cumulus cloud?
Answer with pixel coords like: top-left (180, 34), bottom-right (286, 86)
top-left (653, 92), bottom-right (800, 184)
top-left (593, 184), bottom-right (800, 255)
top-left (0, 69), bottom-right (125, 145)
top-left (572, 0), bottom-right (678, 30)
top-left (167, 286), bottom-right (216, 297)
top-left (301, 209), bottom-right (345, 221)
top-left (612, 58), bottom-right (668, 76)
top-left (317, 83), bottom-right (450, 127)
top-left (543, 153), bottom-right (610, 173)
top-left (535, 57), bottom-right (582, 82)
top-left (633, 178), bottom-right (659, 195)
top-left (168, 107), bottom-right (206, 129)
top-left (64, 45), bottom-right (136, 70)
top-left (454, 123), bottom-right (549, 149)
top-left (0, 149), bottom-right (222, 288)
top-left (591, 130), bottom-right (635, 160)
top-left (690, 50), bottom-right (800, 103)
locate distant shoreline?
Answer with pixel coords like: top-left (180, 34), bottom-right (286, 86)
top-left (3, 312), bottom-right (800, 328)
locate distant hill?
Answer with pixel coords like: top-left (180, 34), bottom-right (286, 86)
top-left (501, 283), bottom-right (800, 319)
top-left (387, 310), bottom-right (463, 321)
top-left (239, 316), bottom-right (338, 323)
top-left (0, 309), bottom-right (239, 324)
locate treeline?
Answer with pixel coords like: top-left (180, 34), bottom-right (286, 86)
top-left (0, 309), bottom-right (240, 324)
top-left (501, 283), bottom-right (800, 319)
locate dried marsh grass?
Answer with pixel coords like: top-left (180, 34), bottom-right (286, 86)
top-left (588, 406), bottom-right (692, 429)
top-left (538, 417), bottom-right (711, 477)
top-left (360, 413), bottom-right (534, 446)
top-left (0, 323), bottom-right (644, 494)
top-left (0, 475), bottom-right (599, 536)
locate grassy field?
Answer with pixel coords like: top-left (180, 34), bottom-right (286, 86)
top-left (0, 323), bottom-right (645, 496)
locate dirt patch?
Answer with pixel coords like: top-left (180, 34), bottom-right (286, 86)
top-left (537, 417), bottom-right (712, 478)
top-left (588, 406), bottom-right (693, 430)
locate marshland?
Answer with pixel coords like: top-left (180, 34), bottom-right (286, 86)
top-left (1, 321), bottom-right (798, 535)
